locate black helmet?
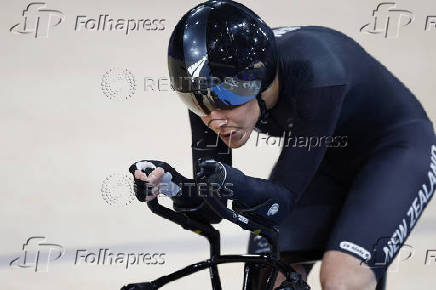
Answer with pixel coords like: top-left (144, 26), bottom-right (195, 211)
top-left (168, 0), bottom-right (277, 117)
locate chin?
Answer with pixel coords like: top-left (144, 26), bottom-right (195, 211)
top-left (225, 137), bottom-right (248, 149)
top-left (228, 142), bottom-right (243, 149)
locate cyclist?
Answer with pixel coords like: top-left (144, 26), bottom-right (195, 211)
top-left (129, 0), bottom-right (436, 289)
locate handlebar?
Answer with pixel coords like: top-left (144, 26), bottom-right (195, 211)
top-left (200, 192), bottom-right (280, 258)
top-left (147, 189), bottom-right (279, 257)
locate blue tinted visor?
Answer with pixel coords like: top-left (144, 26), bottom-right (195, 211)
top-left (175, 78), bottom-right (261, 116)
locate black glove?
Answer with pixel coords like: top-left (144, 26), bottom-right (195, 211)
top-left (129, 160), bottom-right (190, 202)
top-left (196, 158), bottom-right (280, 227)
top-left (128, 159), bottom-right (225, 224)
top-left (195, 158), bottom-right (230, 194)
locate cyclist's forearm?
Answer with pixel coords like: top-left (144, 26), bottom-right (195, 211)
top-left (222, 164), bottom-right (296, 225)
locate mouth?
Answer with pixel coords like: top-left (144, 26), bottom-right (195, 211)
top-left (221, 131), bottom-right (238, 141)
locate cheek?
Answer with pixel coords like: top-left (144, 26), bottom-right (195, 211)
top-left (232, 103), bottom-right (258, 132)
top-left (231, 110), bottom-right (251, 128)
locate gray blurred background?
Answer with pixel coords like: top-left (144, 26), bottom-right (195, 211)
top-left (1, 0), bottom-right (435, 289)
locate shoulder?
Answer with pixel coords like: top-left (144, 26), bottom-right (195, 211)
top-left (274, 26), bottom-right (348, 88)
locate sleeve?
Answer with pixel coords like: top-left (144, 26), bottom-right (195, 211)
top-left (222, 85), bottom-right (348, 226)
top-left (269, 85), bottom-right (347, 198)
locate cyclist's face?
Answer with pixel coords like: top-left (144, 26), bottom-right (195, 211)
top-left (200, 98), bottom-right (259, 149)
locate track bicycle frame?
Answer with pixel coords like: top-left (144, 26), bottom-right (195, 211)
top-left (120, 192), bottom-right (310, 290)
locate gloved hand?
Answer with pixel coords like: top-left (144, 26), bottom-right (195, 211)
top-left (195, 158), bottom-right (281, 227)
top-left (195, 158), bottom-right (228, 193)
top-left (128, 159), bottom-right (225, 224)
top-left (128, 160), bottom-right (187, 202)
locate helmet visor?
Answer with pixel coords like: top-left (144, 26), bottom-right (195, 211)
top-left (175, 78), bottom-right (261, 116)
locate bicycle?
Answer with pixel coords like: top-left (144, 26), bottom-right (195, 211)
top-left (120, 187), bottom-right (387, 290)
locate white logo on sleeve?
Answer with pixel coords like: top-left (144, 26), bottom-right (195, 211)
top-left (267, 203), bottom-right (279, 216)
top-left (237, 214), bottom-right (249, 224)
top-left (339, 241), bottom-right (371, 260)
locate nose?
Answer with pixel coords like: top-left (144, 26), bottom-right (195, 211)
top-left (207, 109), bottom-right (228, 131)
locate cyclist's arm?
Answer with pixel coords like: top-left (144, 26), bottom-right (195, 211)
top-left (222, 85), bottom-right (348, 225)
